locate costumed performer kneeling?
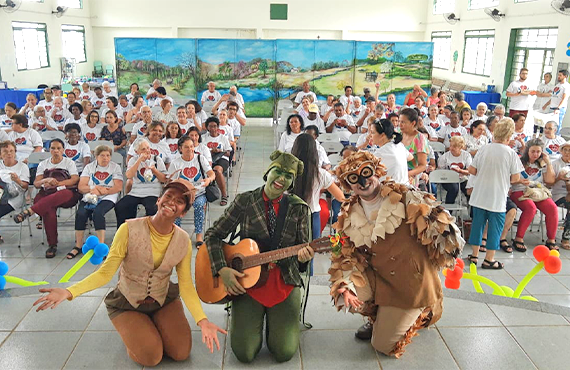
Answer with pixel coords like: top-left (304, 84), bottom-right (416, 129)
top-left (33, 179), bottom-right (226, 367)
top-left (204, 150), bottom-right (314, 363)
top-left (329, 151), bottom-right (464, 357)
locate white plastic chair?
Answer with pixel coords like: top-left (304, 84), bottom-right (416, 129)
top-left (27, 152), bottom-right (51, 165)
top-left (123, 123), bottom-right (135, 135)
top-left (349, 133), bottom-right (362, 146)
top-left (318, 132), bottom-right (341, 143)
top-left (202, 101), bottom-right (216, 117)
top-left (89, 140), bottom-right (114, 153)
top-left (40, 131), bottom-right (65, 142)
top-left (429, 141), bottom-right (446, 154)
top-left (328, 153), bottom-right (342, 166)
top-left (321, 141), bottom-right (344, 155)
top-left (429, 169), bottom-right (469, 233)
top-left (560, 127), bottom-right (570, 140)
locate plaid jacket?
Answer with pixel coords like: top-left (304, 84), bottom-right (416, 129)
top-left (204, 186), bottom-right (311, 287)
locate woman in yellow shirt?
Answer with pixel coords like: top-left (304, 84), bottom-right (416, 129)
top-left (33, 179), bottom-right (226, 367)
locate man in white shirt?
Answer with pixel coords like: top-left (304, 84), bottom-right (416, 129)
top-left (494, 104), bottom-right (506, 120)
top-left (355, 97), bottom-right (377, 133)
top-left (543, 70), bottom-right (570, 134)
top-left (534, 72), bottom-right (554, 113)
top-left (38, 87), bottom-right (55, 114)
top-left (90, 87), bottom-right (107, 111)
top-left (506, 67), bottom-right (534, 118)
top-left (79, 82), bottom-right (95, 102)
top-left (201, 81), bottom-right (222, 105)
top-left (51, 85), bottom-right (68, 108)
top-left (294, 81), bottom-right (317, 108)
top-left (146, 79), bottom-right (161, 102)
top-left (339, 86), bottom-right (354, 112)
top-left (326, 102), bottom-right (356, 144)
top-left (102, 81), bottom-right (117, 99)
top-left (304, 104), bottom-right (325, 133)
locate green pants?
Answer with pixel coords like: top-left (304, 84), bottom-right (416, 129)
top-left (230, 287), bottom-right (301, 363)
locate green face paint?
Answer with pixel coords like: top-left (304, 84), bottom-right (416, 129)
top-left (264, 167), bottom-right (294, 199)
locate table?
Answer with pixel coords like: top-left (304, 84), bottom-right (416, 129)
top-left (462, 91), bottom-right (501, 109)
top-left (0, 89), bottom-right (44, 109)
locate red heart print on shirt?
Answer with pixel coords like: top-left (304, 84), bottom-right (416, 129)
top-left (82, 94), bottom-right (90, 100)
top-left (549, 144), bottom-right (560, 152)
top-left (96, 101), bottom-right (103, 107)
top-left (94, 171), bottom-right (109, 181)
top-left (37, 124), bottom-right (46, 131)
top-left (218, 129), bottom-right (225, 135)
top-left (183, 167), bottom-right (198, 179)
top-left (450, 162), bottom-right (464, 169)
top-left (65, 149), bottom-right (78, 158)
top-left (180, 128), bottom-right (187, 135)
top-left (150, 148), bottom-right (159, 156)
top-left (450, 131), bottom-right (461, 137)
top-left (526, 167), bottom-right (539, 176)
top-left (207, 142), bottom-right (218, 149)
top-left (15, 137), bottom-right (25, 145)
top-left (45, 106), bottom-right (52, 112)
top-left (169, 143), bottom-right (178, 153)
top-left (430, 122), bottom-right (440, 129)
top-left (85, 132), bottom-right (96, 141)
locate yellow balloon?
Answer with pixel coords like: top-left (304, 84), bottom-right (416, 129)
top-left (442, 269), bottom-right (448, 277)
top-left (550, 250), bottom-right (560, 257)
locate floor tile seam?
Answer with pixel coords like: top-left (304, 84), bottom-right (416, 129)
top-left (60, 330), bottom-right (87, 370)
top-left (434, 327), bottom-right (462, 370)
top-left (503, 326), bottom-right (540, 369)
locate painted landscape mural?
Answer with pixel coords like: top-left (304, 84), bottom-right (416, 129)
top-left (115, 38), bottom-right (433, 117)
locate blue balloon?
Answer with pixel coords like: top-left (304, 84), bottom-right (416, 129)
top-left (82, 244), bottom-right (90, 254)
top-left (89, 256), bottom-right (104, 265)
top-left (86, 235), bottom-right (99, 249)
top-left (567, 50), bottom-right (570, 57)
top-left (94, 243), bottom-right (110, 258)
top-left (0, 275), bottom-right (6, 290)
top-left (0, 261), bottom-right (8, 276)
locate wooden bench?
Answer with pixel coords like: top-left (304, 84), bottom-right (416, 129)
top-left (365, 72), bottom-right (378, 82)
top-left (447, 82), bottom-right (467, 93)
top-left (431, 78), bottom-right (446, 90)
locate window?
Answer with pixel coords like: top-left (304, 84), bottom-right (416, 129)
top-left (12, 22), bottom-right (49, 71)
top-left (462, 29), bottom-right (495, 76)
top-left (468, 0), bottom-right (499, 10)
top-left (58, 0), bottom-right (82, 8)
top-left (508, 28), bottom-right (557, 88)
top-left (432, 31), bottom-right (452, 70)
top-left (61, 24), bottom-right (86, 63)
top-left (433, 0), bottom-right (455, 14)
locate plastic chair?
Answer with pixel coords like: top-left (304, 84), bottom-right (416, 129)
top-left (560, 127), bottom-right (570, 140)
top-left (429, 141), bottom-right (446, 154)
top-left (105, 64), bottom-right (114, 76)
top-left (318, 132), bottom-right (341, 143)
top-left (328, 153), bottom-right (342, 166)
top-left (202, 101), bottom-right (216, 117)
top-left (349, 133), bottom-right (361, 146)
top-left (321, 141), bottom-right (344, 155)
top-left (93, 61), bottom-right (103, 77)
top-left (123, 123), bottom-right (135, 135)
top-left (28, 152), bottom-right (51, 165)
top-left (88, 140), bottom-right (114, 153)
top-left (429, 169), bottom-right (469, 234)
top-left (40, 131), bottom-right (65, 143)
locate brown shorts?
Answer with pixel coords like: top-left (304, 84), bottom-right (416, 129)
top-left (104, 282), bottom-right (180, 320)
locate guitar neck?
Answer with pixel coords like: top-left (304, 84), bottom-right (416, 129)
top-left (241, 243), bottom-right (308, 269)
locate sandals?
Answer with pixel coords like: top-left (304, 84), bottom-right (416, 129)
top-left (467, 254), bottom-right (478, 265)
top-left (479, 238), bottom-right (487, 253)
top-left (482, 259), bottom-right (504, 270)
top-left (36, 221), bottom-right (43, 230)
top-left (500, 239), bottom-right (513, 253)
top-left (512, 239), bottom-right (527, 253)
top-left (13, 209), bottom-right (32, 224)
top-left (45, 245), bottom-right (57, 259)
top-left (546, 241), bottom-right (559, 251)
top-left (66, 247), bottom-right (82, 259)
top-left (220, 196), bottom-right (228, 206)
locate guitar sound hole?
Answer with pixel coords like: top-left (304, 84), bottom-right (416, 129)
top-left (231, 257), bottom-right (244, 272)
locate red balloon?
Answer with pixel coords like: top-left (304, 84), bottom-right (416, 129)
top-left (456, 258), bottom-right (465, 270)
top-left (319, 199), bottom-right (329, 232)
top-left (544, 256), bottom-right (562, 274)
top-left (533, 245), bottom-right (550, 262)
top-left (447, 267), bottom-right (464, 280)
top-left (445, 278), bottom-right (461, 289)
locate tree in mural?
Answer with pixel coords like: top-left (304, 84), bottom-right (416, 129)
top-left (366, 43), bottom-right (394, 64)
top-left (393, 51), bottom-right (405, 63)
top-left (219, 61), bottom-right (233, 79)
top-left (379, 80), bottom-right (390, 94)
top-left (259, 59), bottom-right (268, 78)
top-left (406, 54), bottom-right (429, 63)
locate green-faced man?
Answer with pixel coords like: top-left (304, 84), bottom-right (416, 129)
top-left (204, 150), bottom-right (313, 363)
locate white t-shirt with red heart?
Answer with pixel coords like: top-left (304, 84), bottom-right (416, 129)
top-left (64, 141), bottom-right (91, 173)
top-left (437, 150), bottom-right (472, 181)
top-left (0, 114), bottom-right (13, 129)
top-left (507, 79), bottom-right (533, 111)
top-left (194, 143), bottom-right (213, 164)
top-left (127, 138), bottom-right (172, 164)
top-left (90, 96), bottom-right (107, 110)
top-left (127, 156), bottom-right (167, 198)
top-left (177, 121), bottom-right (195, 136)
top-left (37, 157), bottom-right (78, 179)
top-left (543, 136), bottom-right (565, 160)
top-left (202, 133), bottom-right (232, 153)
top-left (79, 90), bottom-right (95, 102)
top-left (81, 161), bottom-right (123, 203)
top-left (132, 121), bottom-right (149, 139)
top-left (38, 100), bottom-right (55, 113)
top-left (218, 124), bottom-right (235, 143)
top-left (511, 162), bottom-right (545, 193)
top-left (8, 128), bottom-right (43, 162)
top-left (165, 138), bottom-right (180, 160)
top-left (168, 155), bottom-right (212, 197)
top-left (0, 160), bottom-right (29, 209)
top-left (438, 125), bottom-right (467, 148)
top-left (80, 123), bottom-right (102, 142)
top-left (31, 116), bottom-right (58, 132)
top-left (51, 108), bottom-right (72, 126)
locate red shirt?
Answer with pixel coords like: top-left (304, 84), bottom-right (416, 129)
top-left (247, 191), bottom-right (295, 307)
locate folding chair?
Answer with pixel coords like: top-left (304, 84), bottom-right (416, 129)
top-left (318, 132), bottom-right (341, 143)
top-left (327, 153), bottom-right (342, 167)
top-left (429, 141), bottom-right (446, 154)
top-left (321, 141), bottom-right (344, 155)
top-left (275, 100), bottom-right (294, 124)
top-left (123, 123), bottom-right (135, 137)
top-left (89, 140), bottom-right (114, 153)
top-left (202, 101), bottom-right (216, 117)
top-left (105, 64), bottom-right (114, 76)
top-left (93, 61), bottom-right (103, 77)
top-left (348, 133), bottom-right (361, 146)
top-left (40, 131), bottom-right (65, 143)
top-left (429, 169), bottom-right (469, 234)
top-left (16, 204), bottom-right (33, 249)
top-left (560, 127), bottom-right (570, 140)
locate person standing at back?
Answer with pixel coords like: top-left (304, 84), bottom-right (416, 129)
top-left (542, 70), bottom-right (570, 134)
top-left (506, 68), bottom-right (533, 118)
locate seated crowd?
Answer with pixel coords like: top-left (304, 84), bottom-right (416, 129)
top-left (0, 79), bottom-right (245, 258)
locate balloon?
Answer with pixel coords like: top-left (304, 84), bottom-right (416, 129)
top-left (447, 267), bottom-right (463, 280)
top-left (319, 199), bottom-right (329, 232)
top-left (445, 278), bottom-right (460, 289)
top-left (500, 286), bottom-right (514, 297)
top-left (550, 250), bottom-right (560, 258)
top-left (533, 245), bottom-right (550, 262)
top-left (89, 256), bottom-right (104, 265)
top-left (0, 260), bottom-right (8, 276)
top-left (4, 276), bottom-right (48, 287)
top-left (513, 261), bottom-right (544, 298)
top-left (85, 235), bottom-right (99, 249)
top-left (94, 243), bottom-right (109, 258)
top-left (544, 256), bottom-right (562, 274)
top-left (455, 258), bottom-right (465, 270)
top-left (520, 295), bottom-right (539, 302)
top-left (0, 276), bottom-right (5, 290)
top-left (59, 250), bottom-right (94, 283)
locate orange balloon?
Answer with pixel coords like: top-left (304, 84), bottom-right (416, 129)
top-left (533, 245), bottom-right (550, 262)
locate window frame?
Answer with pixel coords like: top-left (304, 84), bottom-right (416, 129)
top-left (12, 21), bottom-right (50, 71)
top-left (61, 24), bottom-right (87, 64)
top-left (468, 0), bottom-right (500, 10)
top-left (462, 29), bottom-right (495, 77)
top-left (431, 31), bottom-right (452, 70)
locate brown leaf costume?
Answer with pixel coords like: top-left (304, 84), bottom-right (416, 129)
top-left (329, 151), bottom-right (464, 358)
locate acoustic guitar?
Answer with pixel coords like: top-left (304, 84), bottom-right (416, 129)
top-left (195, 237), bottom-right (333, 304)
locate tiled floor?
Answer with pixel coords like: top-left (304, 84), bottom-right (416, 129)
top-left (1, 118), bottom-right (570, 369)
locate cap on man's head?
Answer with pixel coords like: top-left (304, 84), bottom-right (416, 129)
top-left (308, 104), bottom-right (319, 113)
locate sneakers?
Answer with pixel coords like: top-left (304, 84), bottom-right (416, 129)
top-left (355, 321), bottom-right (373, 340)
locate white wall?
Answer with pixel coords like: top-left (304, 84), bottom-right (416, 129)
top-left (424, 0), bottom-right (570, 92)
top-left (0, 0), bottom-right (94, 88)
top-left (89, 0), bottom-right (429, 67)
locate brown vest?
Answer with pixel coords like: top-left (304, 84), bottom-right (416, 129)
top-left (117, 217), bottom-right (189, 308)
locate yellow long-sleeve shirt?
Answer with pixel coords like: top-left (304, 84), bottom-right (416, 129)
top-left (67, 221), bottom-right (207, 324)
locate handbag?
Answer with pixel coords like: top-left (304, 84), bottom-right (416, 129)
top-left (41, 168), bottom-right (77, 195)
top-left (197, 154), bottom-right (220, 202)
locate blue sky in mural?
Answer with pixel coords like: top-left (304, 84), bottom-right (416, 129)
top-left (276, 40), bottom-right (315, 68)
top-left (315, 40), bottom-right (354, 64)
top-left (115, 38), bottom-right (156, 61)
top-left (155, 39), bottom-right (196, 67)
top-left (198, 39), bottom-right (235, 65)
top-left (395, 42), bottom-right (433, 58)
top-left (236, 40), bottom-right (274, 61)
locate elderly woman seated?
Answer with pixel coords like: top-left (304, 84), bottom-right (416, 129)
top-left (0, 141), bottom-right (30, 244)
top-left (114, 138), bottom-right (167, 226)
top-left (67, 145), bottom-right (123, 259)
top-left (13, 138), bottom-right (81, 258)
top-left (548, 141), bottom-right (570, 249)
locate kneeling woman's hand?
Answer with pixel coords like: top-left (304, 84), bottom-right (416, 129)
top-left (197, 318), bottom-right (227, 353)
top-left (33, 288), bottom-right (72, 312)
